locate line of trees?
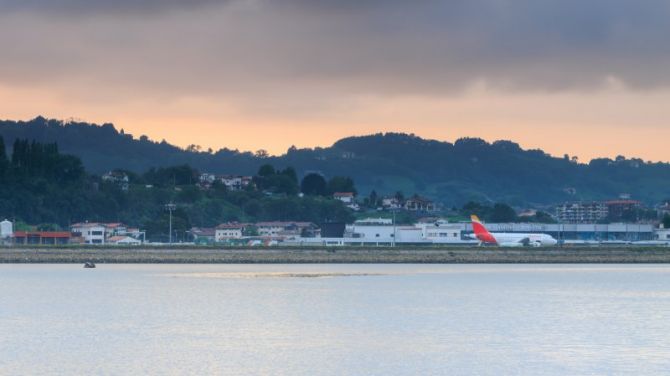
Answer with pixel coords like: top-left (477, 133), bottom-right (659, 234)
top-left (0, 140), bottom-right (359, 240)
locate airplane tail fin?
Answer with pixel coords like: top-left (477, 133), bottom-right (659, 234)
top-left (471, 215), bottom-right (494, 242)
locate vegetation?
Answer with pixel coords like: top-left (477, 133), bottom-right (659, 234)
top-left (662, 214), bottom-right (670, 229)
top-left (0, 137), bottom-right (355, 241)
top-left (3, 118), bottom-right (670, 206)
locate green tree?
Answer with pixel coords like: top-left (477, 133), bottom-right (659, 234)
top-left (368, 190), bottom-right (379, 208)
top-left (301, 173), bottom-right (327, 196)
top-left (663, 214), bottom-right (670, 229)
top-left (258, 164), bottom-right (275, 177)
top-left (327, 176), bottom-right (357, 195)
top-left (491, 203), bottom-right (517, 222)
top-left (0, 136), bottom-right (8, 179)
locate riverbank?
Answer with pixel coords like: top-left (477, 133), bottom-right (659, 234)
top-left (2, 246), bottom-right (670, 263)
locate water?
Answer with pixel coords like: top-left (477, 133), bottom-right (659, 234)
top-left (2, 264), bottom-right (670, 375)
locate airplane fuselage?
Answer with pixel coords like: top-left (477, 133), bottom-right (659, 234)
top-left (470, 214), bottom-right (558, 247)
top-left (481, 232), bottom-right (558, 247)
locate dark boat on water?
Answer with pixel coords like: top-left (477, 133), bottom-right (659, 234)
top-left (83, 262), bottom-right (96, 268)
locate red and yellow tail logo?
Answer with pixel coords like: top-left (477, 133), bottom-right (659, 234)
top-left (471, 215), bottom-right (497, 244)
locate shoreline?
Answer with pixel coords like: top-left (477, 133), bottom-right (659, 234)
top-left (2, 247), bottom-right (670, 264)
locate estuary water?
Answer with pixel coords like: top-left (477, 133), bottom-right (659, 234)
top-left (2, 264), bottom-right (670, 375)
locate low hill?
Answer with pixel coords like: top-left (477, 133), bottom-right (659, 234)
top-left (1, 117), bottom-right (668, 206)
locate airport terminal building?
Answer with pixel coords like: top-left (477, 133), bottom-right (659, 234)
top-left (462, 222), bottom-right (655, 242)
top-left (294, 220), bottom-right (656, 246)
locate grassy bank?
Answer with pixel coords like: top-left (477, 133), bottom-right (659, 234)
top-left (1, 246), bottom-right (670, 264)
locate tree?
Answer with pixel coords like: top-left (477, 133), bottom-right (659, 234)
top-left (327, 176), bottom-right (357, 195)
top-left (491, 203), bottom-right (517, 222)
top-left (663, 214), bottom-right (670, 229)
top-left (258, 164), bottom-right (275, 177)
top-left (280, 167), bottom-right (298, 185)
top-left (0, 136), bottom-right (8, 178)
top-left (532, 211), bottom-right (556, 223)
top-left (461, 201), bottom-right (490, 219)
top-left (255, 149), bottom-right (269, 158)
top-left (301, 173), bottom-right (327, 196)
top-left (368, 190), bottom-right (379, 208)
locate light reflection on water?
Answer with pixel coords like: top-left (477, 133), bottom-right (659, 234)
top-left (2, 264), bottom-right (670, 375)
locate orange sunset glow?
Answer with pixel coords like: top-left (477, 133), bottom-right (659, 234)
top-left (2, 1), bottom-right (670, 161)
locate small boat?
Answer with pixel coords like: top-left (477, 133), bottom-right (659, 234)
top-left (83, 262), bottom-right (96, 268)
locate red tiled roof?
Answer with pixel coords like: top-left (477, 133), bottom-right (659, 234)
top-left (216, 222), bottom-right (249, 229)
top-left (13, 231), bottom-right (71, 238)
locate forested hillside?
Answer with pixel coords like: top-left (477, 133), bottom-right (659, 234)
top-left (2, 117), bottom-right (669, 206)
top-left (0, 137), bottom-right (354, 239)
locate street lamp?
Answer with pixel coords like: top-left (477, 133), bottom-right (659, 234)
top-left (165, 203), bottom-right (176, 244)
top-left (392, 209), bottom-right (397, 247)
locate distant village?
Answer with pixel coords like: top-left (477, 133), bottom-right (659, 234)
top-left (4, 171), bottom-right (670, 247)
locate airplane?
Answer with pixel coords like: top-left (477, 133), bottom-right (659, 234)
top-left (469, 215), bottom-right (558, 247)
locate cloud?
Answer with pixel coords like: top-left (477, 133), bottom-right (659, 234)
top-left (0, 0), bottom-right (229, 14)
top-left (1, 0), bottom-right (670, 101)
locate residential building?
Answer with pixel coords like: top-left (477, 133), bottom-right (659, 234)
top-left (198, 173), bottom-right (253, 191)
top-left (71, 223), bottom-right (107, 244)
top-left (355, 217), bottom-right (393, 225)
top-left (333, 192), bottom-right (359, 211)
top-left (70, 222), bottom-right (141, 244)
top-left (605, 200), bottom-right (642, 222)
top-left (256, 221), bottom-right (319, 238)
top-left (333, 192), bottom-right (355, 204)
top-left (102, 170), bottom-right (130, 191)
top-left (220, 175), bottom-right (253, 191)
top-left (556, 202), bottom-right (609, 224)
top-left (381, 197), bottom-right (403, 210)
top-left (657, 201), bottom-right (670, 217)
top-left (190, 227), bottom-right (216, 244)
top-left (404, 195), bottom-right (436, 212)
top-left (215, 223), bottom-right (248, 241)
top-left (104, 223), bottom-right (128, 236)
top-left (199, 173), bottom-right (217, 185)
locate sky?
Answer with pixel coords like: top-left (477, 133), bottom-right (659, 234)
top-left (1, 0), bottom-right (670, 161)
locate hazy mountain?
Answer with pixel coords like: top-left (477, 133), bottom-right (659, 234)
top-left (1, 117), bottom-right (669, 206)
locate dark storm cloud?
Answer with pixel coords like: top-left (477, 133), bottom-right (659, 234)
top-left (1, 0), bottom-right (670, 95)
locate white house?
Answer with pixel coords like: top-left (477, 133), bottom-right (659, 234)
top-left (102, 171), bottom-right (130, 191)
top-left (333, 192), bottom-right (355, 204)
top-left (215, 223), bottom-right (247, 241)
top-left (104, 223), bottom-right (128, 236)
top-left (71, 223), bottom-right (107, 244)
top-left (220, 175), bottom-right (253, 191)
top-left (381, 197), bottom-right (403, 209)
top-left (256, 222), bottom-right (318, 238)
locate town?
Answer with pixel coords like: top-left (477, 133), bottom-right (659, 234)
top-left (4, 169), bottom-right (670, 246)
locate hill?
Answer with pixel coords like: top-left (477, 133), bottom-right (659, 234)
top-left (1, 117), bottom-right (669, 206)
